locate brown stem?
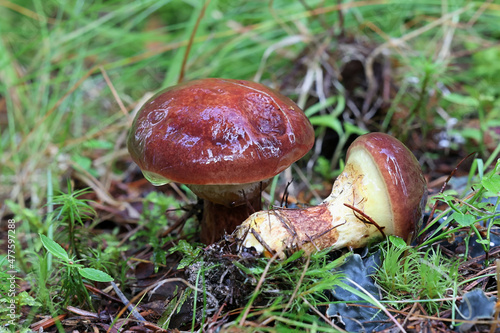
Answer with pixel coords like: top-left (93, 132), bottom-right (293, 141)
top-left (200, 196), bottom-right (262, 244)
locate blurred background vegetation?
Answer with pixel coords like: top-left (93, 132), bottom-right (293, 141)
top-left (2, 0), bottom-right (499, 208)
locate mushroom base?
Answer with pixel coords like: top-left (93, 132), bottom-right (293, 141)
top-left (201, 196), bottom-right (263, 244)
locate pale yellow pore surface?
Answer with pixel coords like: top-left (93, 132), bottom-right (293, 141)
top-left (319, 147), bottom-right (393, 251)
top-left (236, 147), bottom-right (394, 256)
top-left (343, 147), bottom-right (394, 236)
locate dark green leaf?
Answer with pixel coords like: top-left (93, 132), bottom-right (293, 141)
top-left (39, 234), bottom-right (69, 261)
top-left (78, 267), bottom-right (114, 282)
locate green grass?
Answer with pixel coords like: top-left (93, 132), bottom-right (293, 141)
top-left (376, 236), bottom-right (460, 314)
top-left (1, 0), bottom-right (500, 331)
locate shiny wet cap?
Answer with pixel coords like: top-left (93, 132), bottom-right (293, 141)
top-left (127, 78), bottom-right (314, 185)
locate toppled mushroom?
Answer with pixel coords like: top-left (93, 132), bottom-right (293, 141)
top-left (235, 132), bottom-right (427, 257)
top-left (127, 78), bottom-right (314, 244)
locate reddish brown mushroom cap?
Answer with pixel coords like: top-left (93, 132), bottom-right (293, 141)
top-left (127, 78), bottom-right (314, 186)
top-left (346, 132), bottom-right (427, 240)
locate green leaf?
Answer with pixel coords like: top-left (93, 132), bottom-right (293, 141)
top-left (314, 156), bottom-right (335, 180)
top-left (388, 235), bottom-right (407, 249)
top-left (71, 155), bottom-right (98, 178)
top-left (344, 122), bottom-right (368, 136)
top-left (443, 93), bottom-right (479, 107)
top-left (232, 260), bottom-right (254, 275)
top-left (309, 114), bottom-right (343, 134)
top-left (475, 238), bottom-right (490, 245)
top-left (304, 96), bottom-right (338, 117)
top-left (169, 240), bottom-right (203, 269)
top-left (78, 267), bottom-right (114, 282)
top-left (82, 139), bottom-right (113, 150)
top-left (17, 291), bottom-right (41, 307)
top-left (169, 240), bottom-right (199, 257)
top-left (39, 234), bottom-right (69, 261)
top-left (482, 174), bottom-right (500, 195)
top-left (450, 212), bottom-right (476, 227)
top-left (282, 250), bottom-right (304, 265)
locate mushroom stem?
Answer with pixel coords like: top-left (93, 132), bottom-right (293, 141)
top-left (235, 133), bottom-right (427, 258)
top-left (235, 162), bottom-right (383, 256)
top-left (201, 196), bottom-right (262, 244)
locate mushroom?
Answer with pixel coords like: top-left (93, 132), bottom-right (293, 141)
top-left (127, 78), bottom-right (314, 244)
top-left (235, 132), bottom-right (427, 257)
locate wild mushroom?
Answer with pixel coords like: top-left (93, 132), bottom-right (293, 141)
top-left (235, 132), bottom-right (427, 257)
top-left (127, 78), bottom-right (314, 244)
